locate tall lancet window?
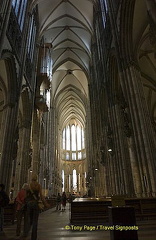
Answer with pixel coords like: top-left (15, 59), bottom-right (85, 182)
top-left (73, 169), bottom-right (77, 192)
top-left (62, 170), bottom-right (64, 192)
top-left (66, 125), bottom-right (70, 150)
top-left (71, 125), bottom-right (76, 151)
top-left (77, 125), bottom-right (82, 150)
top-left (62, 129), bottom-right (65, 149)
top-left (62, 123), bottom-right (85, 160)
top-left (12, 0), bottom-right (28, 30)
top-left (27, 11), bottom-right (37, 62)
top-left (99, 0), bottom-right (108, 28)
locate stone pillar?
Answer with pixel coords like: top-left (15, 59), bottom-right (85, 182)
top-left (83, 174), bottom-right (86, 194)
top-left (32, 109), bottom-right (41, 175)
top-left (122, 63), bottom-right (156, 196)
top-left (0, 103), bottom-right (18, 192)
top-left (128, 138), bottom-right (142, 197)
top-left (65, 174), bottom-right (69, 193)
top-left (70, 173), bottom-right (73, 193)
top-left (63, 173), bottom-right (66, 192)
top-left (0, 0), bottom-right (12, 55)
top-left (77, 173), bottom-right (79, 192)
top-left (68, 174), bottom-right (70, 192)
top-left (80, 174), bottom-right (82, 193)
top-left (14, 120), bottom-right (31, 196)
top-left (110, 103), bottom-right (136, 197)
top-left (64, 173), bottom-right (66, 193)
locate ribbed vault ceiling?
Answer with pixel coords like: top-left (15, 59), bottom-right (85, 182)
top-left (32, 0), bottom-right (94, 128)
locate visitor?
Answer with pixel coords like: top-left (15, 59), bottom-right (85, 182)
top-left (0, 184), bottom-right (9, 232)
top-left (61, 192), bottom-right (67, 211)
top-left (22, 174), bottom-right (49, 240)
top-left (15, 183), bottom-right (28, 236)
top-left (68, 194), bottom-right (73, 203)
top-left (56, 193), bottom-right (61, 211)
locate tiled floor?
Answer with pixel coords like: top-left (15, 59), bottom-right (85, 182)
top-left (1, 204), bottom-right (156, 240)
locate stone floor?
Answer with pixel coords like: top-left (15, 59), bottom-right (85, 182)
top-left (1, 204), bottom-right (156, 240)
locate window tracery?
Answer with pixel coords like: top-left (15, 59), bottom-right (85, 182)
top-left (12, 0), bottom-right (27, 31)
top-left (62, 123), bottom-right (85, 161)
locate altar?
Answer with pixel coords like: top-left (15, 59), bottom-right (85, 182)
top-left (70, 197), bottom-right (111, 224)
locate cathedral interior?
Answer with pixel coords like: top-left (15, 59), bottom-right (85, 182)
top-left (0, 0), bottom-right (156, 239)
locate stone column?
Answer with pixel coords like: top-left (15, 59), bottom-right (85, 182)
top-left (127, 138), bottom-right (142, 197)
top-left (14, 120), bottom-right (31, 196)
top-left (68, 174), bottom-right (70, 192)
top-left (32, 109), bottom-right (41, 175)
top-left (122, 62), bottom-right (156, 196)
top-left (78, 173), bottom-right (81, 193)
top-left (0, 0), bottom-right (12, 55)
top-left (63, 174), bottom-right (66, 192)
top-left (110, 103), bottom-right (136, 196)
top-left (70, 173), bottom-right (73, 193)
top-left (0, 103), bottom-right (18, 192)
top-left (63, 173), bottom-right (65, 193)
top-left (106, 0), bottom-right (156, 197)
top-left (83, 174), bottom-right (86, 194)
top-left (77, 173), bottom-right (79, 193)
top-left (65, 174), bottom-right (69, 193)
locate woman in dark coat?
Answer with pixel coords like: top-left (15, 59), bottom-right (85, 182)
top-left (61, 192), bottom-right (67, 211)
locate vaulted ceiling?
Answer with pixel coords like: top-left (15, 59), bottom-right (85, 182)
top-left (31, 0), bottom-right (95, 128)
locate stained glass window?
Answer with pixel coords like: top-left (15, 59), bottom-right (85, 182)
top-left (12, 0), bottom-right (28, 30)
top-left (62, 123), bottom-right (85, 160)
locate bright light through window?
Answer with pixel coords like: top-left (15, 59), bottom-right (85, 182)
top-left (73, 169), bottom-right (77, 192)
top-left (62, 123), bottom-right (85, 160)
top-left (71, 125), bottom-right (76, 151)
top-left (62, 170), bottom-right (64, 192)
top-left (77, 125), bottom-right (81, 150)
top-left (66, 125), bottom-right (70, 150)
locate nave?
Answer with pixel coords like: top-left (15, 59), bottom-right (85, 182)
top-left (1, 204), bottom-right (156, 240)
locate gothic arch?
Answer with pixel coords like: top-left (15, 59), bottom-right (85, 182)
top-left (1, 50), bottom-right (18, 105)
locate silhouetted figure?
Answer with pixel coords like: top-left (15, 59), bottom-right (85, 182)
top-left (61, 192), bottom-right (67, 211)
top-left (0, 184), bottom-right (9, 232)
top-left (56, 193), bottom-right (61, 210)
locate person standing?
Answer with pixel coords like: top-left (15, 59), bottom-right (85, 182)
top-left (61, 192), bottom-right (67, 211)
top-left (15, 183), bottom-right (28, 236)
top-left (22, 174), bottom-right (49, 240)
top-left (56, 193), bottom-right (61, 211)
top-left (0, 184), bottom-right (9, 232)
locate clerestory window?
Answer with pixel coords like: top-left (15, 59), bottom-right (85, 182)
top-left (27, 12), bottom-right (37, 61)
top-left (62, 123), bottom-right (85, 160)
top-left (12, 0), bottom-right (28, 31)
top-left (99, 0), bottom-right (108, 28)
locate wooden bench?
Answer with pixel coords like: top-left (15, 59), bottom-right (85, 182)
top-left (125, 198), bottom-right (156, 220)
top-left (3, 198), bottom-right (56, 223)
top-left (70, 197), bottom-right (156, 224)
top-left (70, 198), bottom-right (111, 224)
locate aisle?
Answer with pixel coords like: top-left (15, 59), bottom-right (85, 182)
top-left (37, 206), bottom-right (110, 240)
top-left (1, 204), bottom-right (156, 240)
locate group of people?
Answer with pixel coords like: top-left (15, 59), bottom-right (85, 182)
top-left (0, 178), bottom-right (78, 240)
top-left (56, 192), bottom-right (67, 211)
top-left (55, 192), bottom-right (76, 211)
top-left (0, 174), bottom-right (50, 240)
